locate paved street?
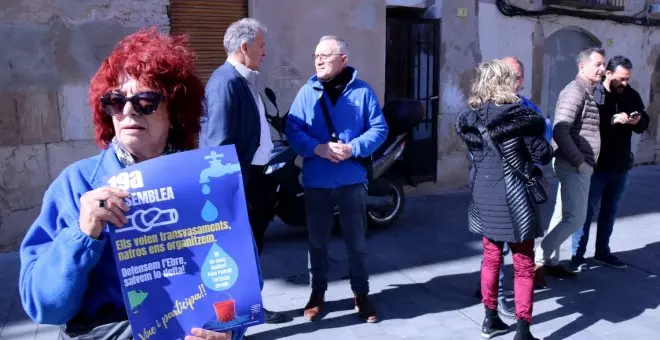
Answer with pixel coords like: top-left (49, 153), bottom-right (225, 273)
top-left (1, 165), bottom-right (659, 340)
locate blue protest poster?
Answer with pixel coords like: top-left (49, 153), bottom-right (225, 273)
top-left (105, 145), bottom-right (264, 340)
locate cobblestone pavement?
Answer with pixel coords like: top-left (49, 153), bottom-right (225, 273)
top-left (2, 165), bottom-right (659, 340)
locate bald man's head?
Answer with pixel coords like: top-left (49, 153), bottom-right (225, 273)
top-left (502, 56), bottom-right (524, 93)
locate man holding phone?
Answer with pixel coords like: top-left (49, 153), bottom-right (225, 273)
top-left (570, 55), bottom-right (650, 271)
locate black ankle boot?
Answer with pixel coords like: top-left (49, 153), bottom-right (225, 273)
top-left (481, 307), bottom-right (509, 339)
top-left (513, 319), bottom-right (539, 340)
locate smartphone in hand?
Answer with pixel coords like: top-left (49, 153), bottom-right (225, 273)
top-left (629, 111), bottom-right (641, 118)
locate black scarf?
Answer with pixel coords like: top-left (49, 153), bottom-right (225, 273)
top-left (319, 67), bottom-right (353, 105)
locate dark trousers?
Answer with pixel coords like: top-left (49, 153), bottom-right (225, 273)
top-left (245, 165), bottom-right (277, 255)
top-left (482, 238), bottom-right (535, 322)
top-left (571, 170), bottom-right (629, 259)
top-left (305, 183), bottom-right (369, 294)
top-left (57, 305), bottom-right (131, 340)
top-left (59, 322), bottom-right (131, 340)
top-left (59, 321), bottom-right (131, 340)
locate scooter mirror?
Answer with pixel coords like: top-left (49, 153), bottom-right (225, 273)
top-left (265, 88), bottom-right (278, 109)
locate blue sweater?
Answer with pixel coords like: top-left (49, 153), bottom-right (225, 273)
top-left (519, 95), bottom-right (552, 142)
top-left (285, 68), bottom-right (388, 188)
top-left (19, 147), bottom-right (253, 340)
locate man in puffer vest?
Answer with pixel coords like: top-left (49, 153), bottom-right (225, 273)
top-left (570, 55), bottom-right (650, 271)
top-left (534, 47), bottom-right (606, 287)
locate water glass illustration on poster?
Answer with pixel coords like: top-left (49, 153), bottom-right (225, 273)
top-left (105, 146), bottom-right (264, 339)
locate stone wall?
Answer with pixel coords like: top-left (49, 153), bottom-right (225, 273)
top-left (0, 0), bottom-right (169, 251)
top-left (435, 0), bottom-right (482, 190)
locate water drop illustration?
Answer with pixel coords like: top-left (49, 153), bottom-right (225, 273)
top-left (201, 200), bottom-right (218, 222)
top-left (202, 184), bottom-right (211, 195)
top-left (201, 243), bottom-right (239, 291)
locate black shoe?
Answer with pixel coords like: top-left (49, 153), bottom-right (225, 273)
top-left (513, 319), bottom-right (539, 340)
top-left (594, 254), bottom-right (627, 269)
top-left (354, 293), bottom-right (378, 323)
top-left (544, 264), bottom-right (577, 278)
top-left (570, 256), bottom-right (589, 272)
top-left (534, 264), bottom-right (547, 289)
top-left (498, 299), bottom-right (515, 319)
top-left (481, 307), bottom-right (509, 338)
top-left (264, 308), bottom-right (287, 324)
top-left (303, 290), bottom-right (325, 321)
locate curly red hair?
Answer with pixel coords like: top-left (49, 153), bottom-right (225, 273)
top-left (89, 27), bottom-right (205, 150)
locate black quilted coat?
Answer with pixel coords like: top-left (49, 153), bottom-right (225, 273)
top-left (456, 101), bottom-right (552, 243)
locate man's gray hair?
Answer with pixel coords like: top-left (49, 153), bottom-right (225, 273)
top-left (223, 18), bottom-right (267, 55)
top-left (577, 46), bottom-right (605, 64)
top-left (319, 35), bottom-right (349, 56)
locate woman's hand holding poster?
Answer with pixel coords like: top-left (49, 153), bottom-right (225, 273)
top-left (106, 145), bottom-right (264, 339)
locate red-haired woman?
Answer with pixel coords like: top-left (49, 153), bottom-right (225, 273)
top-left (18, 28), bottom-right (235, 340)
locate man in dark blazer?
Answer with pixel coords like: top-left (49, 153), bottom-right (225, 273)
top-left (199, 18), bottom-right (285, 324)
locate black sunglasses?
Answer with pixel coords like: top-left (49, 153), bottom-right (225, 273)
top-left (100, 91), bottom-right (162, 116)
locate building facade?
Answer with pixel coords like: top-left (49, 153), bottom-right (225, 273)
top-left (438, 0), bottom-right (660, 190)
top-left (1, 0), bottom-right (658, 251)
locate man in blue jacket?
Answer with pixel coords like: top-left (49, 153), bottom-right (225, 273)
top-left (199, 18), bottom-right (285, 324)
top-left (286, 35), bottom-right (388, 323)
top-left (502, 56), bottom-right (553, 142)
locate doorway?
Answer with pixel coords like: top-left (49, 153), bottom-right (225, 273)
top-left (541, 27), bottom-right (602, 119)
top-left (385, 7), bottom-right (440, 184)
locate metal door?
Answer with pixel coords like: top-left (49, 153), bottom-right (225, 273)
top-left (385, 12), bottom-right (440, 184)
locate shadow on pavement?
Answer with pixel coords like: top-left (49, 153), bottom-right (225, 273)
top-left (531, 241), bottom-right (660, 340)
top-left (252, 269), bottom-right (485, 339)
top-left (251, 165), bottom-right (660, 339)
top-left (253, 241), bottom-right (660, 340)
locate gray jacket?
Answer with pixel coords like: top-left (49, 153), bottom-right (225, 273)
top-left (551, 75), bottom-right (601, 168)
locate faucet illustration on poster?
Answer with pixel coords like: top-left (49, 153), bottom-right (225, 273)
top-left (106, 146), bottom-right (264, 340)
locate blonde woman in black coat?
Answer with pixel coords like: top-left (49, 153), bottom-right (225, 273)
top-left (456, 59), bottom-right (552, 340)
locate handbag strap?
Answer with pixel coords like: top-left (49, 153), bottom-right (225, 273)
top-left (476, 122), bottom-right (530, 182)
top-left (318, 94), bottom-right (339, 143)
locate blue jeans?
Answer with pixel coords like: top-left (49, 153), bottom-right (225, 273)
top-left (305, 183), bottom-right (369, 294)
top-left (571, 170), bottom-right (629, 260)
top-left (480, 243), bottom-right (510, 301)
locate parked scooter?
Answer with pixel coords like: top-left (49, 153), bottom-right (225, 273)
top-left (262, 87), bottom-right (424, 229)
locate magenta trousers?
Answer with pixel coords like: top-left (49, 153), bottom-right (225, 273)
top-left (481, 237), bottom-right (535, 322)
